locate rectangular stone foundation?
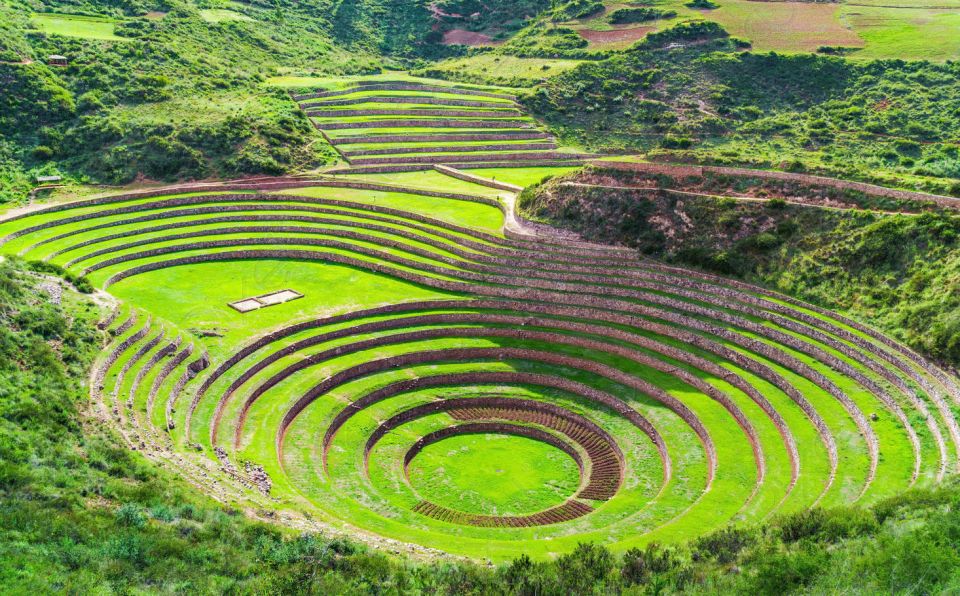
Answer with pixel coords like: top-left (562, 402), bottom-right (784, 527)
top-left (228, 289), bottom-right (303, 313)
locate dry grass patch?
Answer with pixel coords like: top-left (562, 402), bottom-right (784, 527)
top-left (706, 0), bottom-right (864, 53)
top-left (577, 26), bottom-right (655, 46)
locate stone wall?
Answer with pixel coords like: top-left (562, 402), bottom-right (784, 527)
top-left (329, 131), bottom-right (550, 145)
top-left (343, 142), bottom-right (556, 157)
top-left (318, 119), bottom-right (529, 130)
top-left (293, 83), bottom-right (515, 102)
top-left (308, 108), bottom-right (518, 118)
top-left (303, 95), bottom-right (517, 109)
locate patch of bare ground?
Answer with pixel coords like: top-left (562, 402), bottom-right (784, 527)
top-left (442, 29), bottom-right (501, 46)
top-left (577, 26), bottom-right (654, 45)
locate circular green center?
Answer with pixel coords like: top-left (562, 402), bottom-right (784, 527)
top-left (406, 433), bottom-right (581, 516)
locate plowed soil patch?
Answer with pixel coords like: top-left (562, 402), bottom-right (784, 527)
top-left (577, 27), bottom-right (654, 44)
top-left (443, 29), bottom-right (500, 46)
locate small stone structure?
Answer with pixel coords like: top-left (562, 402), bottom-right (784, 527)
top-left (228, 289), bottom-right (303, 313)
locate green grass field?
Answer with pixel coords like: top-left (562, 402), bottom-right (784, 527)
top-left (706, 0), bottom-right (864, 53)
top-left (31, 13), bottom-right (126, 41)
top-left (408, 433), bottom-right (581, 515)
top-left (417, 55), bottom-right (586, 83)
top-left (199, 9), bottom-right (254, 23)
top-left (840, 4), bottom-right (960, 60)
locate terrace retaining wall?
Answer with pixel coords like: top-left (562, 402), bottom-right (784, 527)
top-left (107, 247), bottom-right (866, 483)
top-left (303, 96), bottom-right (518, 108)
top-left (317, 119), bottom-right (530, 130)
top-left (350, 151), bottom-right (589, 166)
top-left (308, 108), bottom-right (519, 118)
top-left (294, 83), bottom-right (515, 102)
top-left (342, 142), bottom-right (557, 157)
top-left (330, 132), bottom-right (551, 145)
top-left (434, 165), bottom-right (524, 192)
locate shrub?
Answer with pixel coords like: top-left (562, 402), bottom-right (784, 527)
top-left (693, 526), bottom-right (755, 564)
top-left (115, 503), bottom-right (148, 528)
top-left (556, 0), bottom-right (604, 20)
top-left (149, 504), bottom-right (176, 523)
top-left (556, 542), bottom-right (616, 593)
top-left (103, 534), bottom-right (149, 567)
top-left (632, 20), bottom-right (728, 50)
top-left (621, 542), bottom-right (677, 585)
top-left (662, 136), bottom-right (693, 149)
top-left (32, 145), bottom-right (54, 160)
top-left (766, 197), bottom-right (787, 210)
top-left (751, 545), bottom-right (829, 594)
top-left (777, 508), bottom-right (829, 543)
top-left (609, 7), bottom-right (677, 24)
top-left (894, 138), bottom-right (922, 156)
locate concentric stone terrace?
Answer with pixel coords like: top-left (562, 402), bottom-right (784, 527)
top-left (3, 165), bottom-right (958, 560)
top-left (296, 79), bottom-right (596, 174)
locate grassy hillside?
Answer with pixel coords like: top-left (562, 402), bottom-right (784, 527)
top-left (0, 0), bottom-right (465, 203)
top-left (434, 0), bottom-right (960, 60)
top-left (518, 22), bottom-right (960, 196)
top-left (521, 165), bottom-right (960, 365)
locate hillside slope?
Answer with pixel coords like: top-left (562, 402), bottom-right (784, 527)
top-left (521, 164), bottom-right (960, 365)
top-left (521, 23), bottom-right (960, 197)
top-left (0, 0), bottom-right (462, 202)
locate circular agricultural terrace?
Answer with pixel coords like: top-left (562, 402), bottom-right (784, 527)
top-left (3, 87), bottom-right (959, 559)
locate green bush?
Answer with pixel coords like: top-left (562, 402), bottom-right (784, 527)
top-left (115, 503), bottom-right (149, 528)
top-left (621, 542), bottom-right (677, 585)
top-left (556, 0), bottom-right (604, 20)
top-left (609, 7), bottom-right (677, 24)
top-left (693, 526), bottom-right (755, 564)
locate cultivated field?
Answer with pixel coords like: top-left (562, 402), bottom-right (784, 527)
top-left (31, 13), bottom-right (126, 41)
top-left (542, 0), bottom-right (960, 59)
top-left (2, 77), bottom-right (958, 561)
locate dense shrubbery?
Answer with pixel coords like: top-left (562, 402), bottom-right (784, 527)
top-left (500, 24), bottom-right (597, 58)
top-left (0, 0), bottom-right (458, 202)
top-left (436, 0), bottom-right (549, 38)
top-left (686, 0), bottom-right (718, 9)
top-left (607, 7), bottom-right (676, 24)
top-left (553, 0), bottom-right (605, 21)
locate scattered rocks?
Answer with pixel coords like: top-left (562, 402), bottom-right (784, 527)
top-left (37, 279), bottom-right (62, 305)
top-left (244, 461), bottom-right (273, 496)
